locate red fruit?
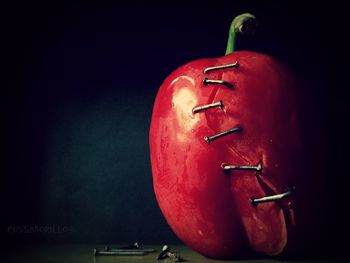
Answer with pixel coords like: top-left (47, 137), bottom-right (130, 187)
top-left (149, 14), bottom-right (315, 259)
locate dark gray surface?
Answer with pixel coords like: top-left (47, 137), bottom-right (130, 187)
top-left (2, 245), bottom-right (344, 263)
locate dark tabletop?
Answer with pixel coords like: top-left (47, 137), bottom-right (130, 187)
top-left (1, 244), bottom-right (344, 263)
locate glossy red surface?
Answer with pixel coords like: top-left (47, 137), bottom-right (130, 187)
top-left (149, 51), bottom-right (302, 259)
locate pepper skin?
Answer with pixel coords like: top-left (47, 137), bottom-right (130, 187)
top-left (149, 13), bottom-right (324, 259)
top-left (149, 49), bottom-right (303, 258)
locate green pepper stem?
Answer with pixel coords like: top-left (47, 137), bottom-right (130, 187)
top-left (225, 13), bottom-right (256, 55)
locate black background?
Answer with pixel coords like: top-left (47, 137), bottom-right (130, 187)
top-left (1, 0), bottom-right (348, 260)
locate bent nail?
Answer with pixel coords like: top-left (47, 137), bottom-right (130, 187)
top-left (204, 61), bottom-right (239, 74)
top-left (204, 127), bottom-right (242, 143)
top-left (222, 162), bottom-right (262, 172)
top-left (251, 186), bottom-right (295, 206)
top-left (193, 100), bottom-right (223, 113)
top-left (94, 248), bottom-right (146, 256)
top-left (203, 78), bottom-right (234, 88)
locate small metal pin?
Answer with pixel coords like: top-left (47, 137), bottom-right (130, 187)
top-left (203, 78), bottom-right (234, 88)
top-left (204, 127), bottom-right (242, 143)
top-left (156, 245), bottom-right (183, 262)
top-left (222, 162), bottom-right (262, 172)
top-left (250, 186), bottom-right (295, 206)
top-left (94, 248), bottom-right (146, 256)
top-left (192, 100), bottom-right (223, 114)
top-left (157, 245), bottom-right (170, 260)
top-left (204, 61), bottom-right (240, 74)
top-left (104, 246), bottom-right (155, 253)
